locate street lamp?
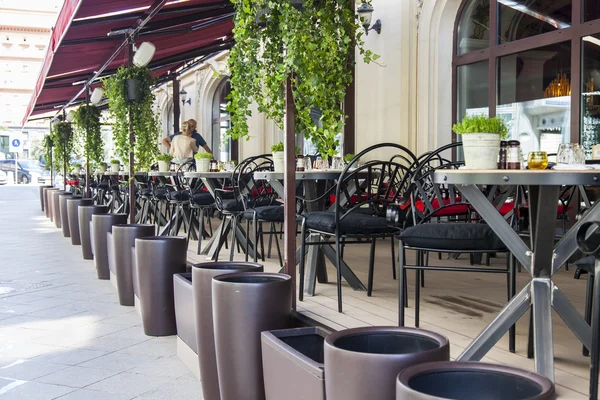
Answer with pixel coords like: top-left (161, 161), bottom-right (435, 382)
top-left (179, 89), bottom-right (191, 106)
top-left (357, 2), bottom-right (382, 35)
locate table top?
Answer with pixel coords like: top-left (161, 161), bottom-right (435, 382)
top-left (433, 169), bottom-right (600, 186)
top-left (184, 171), bottom-right (233, 178)
top-left (254, 170), bottom-right (345, 180)
top-left (148, 171), bottom-right (177, 177)
top-left (104, 171), bottom-right (129, 176)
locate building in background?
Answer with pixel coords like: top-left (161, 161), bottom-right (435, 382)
top-left (0, 0), bottom-right (63, 159)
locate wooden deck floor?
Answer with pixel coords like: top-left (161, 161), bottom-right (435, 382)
top-left (187, 234), bottom-right (591, 399)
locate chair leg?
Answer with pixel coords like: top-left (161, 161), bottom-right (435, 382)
top-left (197, 208), bottom-right (205, 255)
top-left (272, 222), bottom-right (283, 267)
top-left (259, 222), bottom-right (266, 262)
top-left (391, 237), bottom-right (397, 280)
top-left (253, 214), bottom-right (259, 263)
top-left (415, 260), bottom-right (421, 328)
top-left (245, 218), bottom-right (250, 262)
top-left (584, 273), bottom-right (594, 357)
top-left (508, 254), bottom-right (516, 353)
top-left (299, 219), bottom-right (307, 302)
top-left (229, 216), bottom-right (237, 261)
top-left (527, 310), bottom-right (534, 359)
top-left (398, 239), bottom-right (406, 326)
top-left (367, 238), bottom-right (377, 297)
top-left (335, 233), bottom-right (343, 313)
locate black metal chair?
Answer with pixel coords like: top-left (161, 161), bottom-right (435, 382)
top-left (396, 142), bottom-right (517, 351)
top-left (299, 143), bottom-right (418, 313)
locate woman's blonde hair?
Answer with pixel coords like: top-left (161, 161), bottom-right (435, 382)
top-left (181, 121), bottom-right (190, 135)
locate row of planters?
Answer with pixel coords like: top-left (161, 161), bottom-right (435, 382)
top-left (36, 185), bottom-right (556, 400)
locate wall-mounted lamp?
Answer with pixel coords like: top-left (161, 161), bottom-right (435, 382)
top-left (179, 89), bottom-right (191, 106)
top-left (357, 2), bottom-right (382, 35)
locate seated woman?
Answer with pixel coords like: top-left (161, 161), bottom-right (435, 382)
top-left (170, 122), bottom-right (198, 164)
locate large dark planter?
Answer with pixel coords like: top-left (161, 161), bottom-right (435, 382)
top-left (324, 327), bottom-right (450, 400)
top-left (111, 224), bottom-right (155, 306)
top-left (51, 190), bottom-right (67, 228)
top-left (92, 213), bottom-right (128, 279)
top-left (173, 273), bottom-right (198, 376)
top-left (192, 262), bottom-right (264, 400)
top-left (135, 236), bottom-right (187, 336)
top-left (396, 361), bottom-right (556, 400)
top-left (67, 198), bottom-right (94, 245)
top-left (213, 272), bottom-right (292, 400)
top-left (262, 327), bottom-right (330, 400)
top-left (59, 193), bottom-right (76, 237)
top-left (39, 185), bottom-right (53, 211)
top-left (78, 205), bottom-right (109, 260)
top-left (44, 188), bottom-right (59, 219)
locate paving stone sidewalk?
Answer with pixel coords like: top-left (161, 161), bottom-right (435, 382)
top-left (0, 185), bottom-right (202, 399)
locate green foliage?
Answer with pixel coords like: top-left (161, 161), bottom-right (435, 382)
top-left (194, 152), bottom-right (213, 159)
top-left (73, 104), bottom-right (104, 168)
top-left (98, 162), bottom-right (108, 168)
top-left (42, 135), bottom-right (53, 170)
top-left (157, 153), bottom-right (173, 162)
top-left (110, 159), bottom-right (120, 165)
top-left (72, 163), bottom-right (82, 168)
top-left (452, 114), bottom-right (509, 139)
top-left (103, 66), bottom-right (160, 171)
top-left (227, 0), bottom-right (379, 158)
top-left (271, 142), bottom-right (284, 152)
top-left (51, 122), bottom-right (75, 172)
top-left (343, 153), bottom-right (359, 163)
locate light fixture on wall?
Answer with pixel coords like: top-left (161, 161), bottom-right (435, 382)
top-left (179, 89), bottom-right (191, 105)
top-left (357, 2), bottom-right (382, 35)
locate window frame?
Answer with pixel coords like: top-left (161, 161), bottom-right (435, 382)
top-left (453, 0), bottom-right (600, 146)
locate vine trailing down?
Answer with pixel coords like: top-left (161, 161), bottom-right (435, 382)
top-left (227, 0), bottom-right (379, 158)
top-left (103, 66), bottom-right (160, 171)
top-left (73, 104), bottom-right (105, 168)
top-left (42, 135), bottom-right (54, 171)
top-left (51, 122), bottom-right (76, 172)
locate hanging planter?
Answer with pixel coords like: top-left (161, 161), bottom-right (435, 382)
top-left (51, 122), bottom-right (76, 175)
top-left (73, 104), bottom-right (104, 172)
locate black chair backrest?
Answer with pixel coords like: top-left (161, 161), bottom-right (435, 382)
top-left (233, 154), bottom-right (277, 210)
top-left (334, 143), bottom-right (418, 225)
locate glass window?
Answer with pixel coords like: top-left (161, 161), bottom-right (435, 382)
top-left (457, 61), bottom-right (489, 120)
top-left (582, 34), bottom-right (600, 156)
top-left (498, 0), bottom-right (571, 43)
top-left (584, 0), bottom-right (600, 22)
top-left (211, 80), bottom-right (232, 162)
top-left (456, 0), bottom-right (490, 55)
top-left (497, 42), bottom-right (571, 155)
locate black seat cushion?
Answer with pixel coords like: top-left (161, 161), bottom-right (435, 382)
top-left (219, 198), bottom-right (243, 213)
top-left (153, 188), bottom-right (168, 200)
top-left (140, 188), bottom-right (153, 197)
top-left (399, 223), bottom-right (506, 251)
top-left (304, 211), bottom-right (397, 235)
top-left (243, 205), bottom-right (285, 221)
top-left (191, 192), bottom-right (214, 206)
top-left (168, 191), bottom-right (190, 202)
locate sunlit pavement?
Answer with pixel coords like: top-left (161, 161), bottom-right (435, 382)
top-left (0, 185), bottom-right (201, 399)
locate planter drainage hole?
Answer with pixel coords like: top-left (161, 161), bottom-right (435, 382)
top-left (334, 333), bottom-right (439, 355)
top-left (408, 371), bottom-right (543, 400)
top-left (281, 334), bottom-right (325, 363)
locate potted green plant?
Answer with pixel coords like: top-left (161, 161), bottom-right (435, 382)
top-left (452, 115), bottom-right (509, 170)
top-left (72, 163), bottom-right (82, 175)
top-left (110, 159), bottom-right (121, 172)
top-left (97, 162), bottom-right (108, 174)
top-left (51, 122), bottom-right (76, 184)
top-left (194, 152), bottom-right (212, 172)
top-left (156, 153), bottom-right (173, 172)
top-left (343, 153), bottom-right (360, 165)
top-left (271, 142), bottom-right (285, 172)
top-left (73, 104), bottom-right (104, 176)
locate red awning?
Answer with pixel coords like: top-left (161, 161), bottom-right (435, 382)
top-left (23, 0), bottom-right (234, 125)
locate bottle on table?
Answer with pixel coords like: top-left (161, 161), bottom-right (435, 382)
top-left (507, 140), bottom-right (521, 170)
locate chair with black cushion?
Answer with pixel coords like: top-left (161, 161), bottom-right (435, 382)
top-left (396, 142), bottom-right (517, 351)
top-left (299, 143), bottom-right (417, 313)
top-left (166, 160), bottom-right (197, 237)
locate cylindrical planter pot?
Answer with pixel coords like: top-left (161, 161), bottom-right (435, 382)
top-left (67, 198), bottom-right (94, 245)
top-left (112, 224), bottom-right (155, 306)
top-left (92, 213), bottom-right (128, 279)
top-left (158, 161), bottom-right (170, 172)
top-left (44, 188), bottom-right (60, 219)
top-left (110, 163), bottom-right (120, 172)
top-left (39, 185), bottom-right (53, 211)
top-left (51, 190), bottom-right (67, 228)
top-left (59, 193), bottom-right (76, 237)
top-left (213, 272), bottom-right (292, 400)
top-left (396, 361), bottom-right (556, 400)
top-left (272, 151), bottom-right (284, 172)
top-left (135, 236), bottom-right (188, 336)
top-left (262, 327), bottom-right (330, 400)
top-left (192, 262), bottom-right (264, 400)
top-left (324, 327), bottom-right (450, 400)
top-left (462, 133), bottom-right (500, 170)
top-left (195, 158), bottom-right (210, 172)
top-left (78, 205), bottom-right (109, 260)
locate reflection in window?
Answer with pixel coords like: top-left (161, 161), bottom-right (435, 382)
top-left (456, 0), bottom-right (490, 55)
top-left (582, 35), bottom-right (600, 156)
top-left (211, 80), bottom-right (231, 162)
top-left (497, 42), bottom-right (571, 155)
top-left (585, 0), bottom-right (600, 22)
top-left (457, 61), bottom-right (489, 120)
top-left (498, 0), bottom-right (571, 43)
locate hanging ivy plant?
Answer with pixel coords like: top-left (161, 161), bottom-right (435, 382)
top-left (103, 66), bottom-right (160, 171)
top-left (51, 122), bottom-right (75, 171)
top-left (42, 135), bottom-right (54, 171)
top-left (73, 104), bottom-right (104, 169)
top-left (227, 0), bottom-right (379, 158)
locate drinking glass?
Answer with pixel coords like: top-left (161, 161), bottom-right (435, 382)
top-left (557, 143), bottom-right (581, 164)
top-left (304, 156), bottom-right (312, 171)
top-left (527, 152), bottom-right (549, 170)
top-left (332, 156), bottom-right (344, 170)
top-left (314, 156), bottom-right (324, 170)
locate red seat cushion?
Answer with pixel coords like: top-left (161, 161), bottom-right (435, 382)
top-left (414, 198), bottom-right (469, 217)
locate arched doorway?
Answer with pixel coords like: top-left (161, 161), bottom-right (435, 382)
top-left (211, 79), bottom-right (237, 162)
top-left (453, 0), bottom-right (600, 156)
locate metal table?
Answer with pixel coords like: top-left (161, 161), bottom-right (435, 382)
top-left (433, 169), bottom-right (597, 382)
top-left (254, 170), bottom-right (367, 294)
top-left (184, 171), bottom-right (255, 259)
